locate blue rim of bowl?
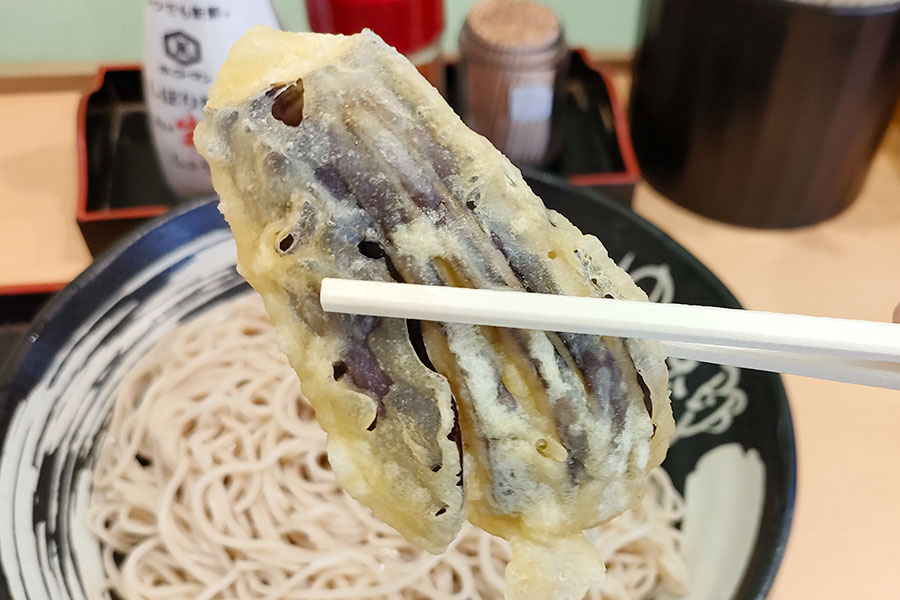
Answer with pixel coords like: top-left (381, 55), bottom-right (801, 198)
top-left (0, 172), bottom-right (796, 600)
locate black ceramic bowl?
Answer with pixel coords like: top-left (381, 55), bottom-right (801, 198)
top-left (0, 171), bottom-right (795, 600)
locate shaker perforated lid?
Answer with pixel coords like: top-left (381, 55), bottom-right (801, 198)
top-left (465, 0), bottom-right (561, 52)
top-left (305, 0), bottom-right (444, 55)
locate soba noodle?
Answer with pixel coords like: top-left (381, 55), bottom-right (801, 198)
top-left (88, 295), bottom-right (689, 600)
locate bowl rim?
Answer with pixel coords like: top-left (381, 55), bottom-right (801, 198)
top-left (0, 171), bottom-right (796, 600)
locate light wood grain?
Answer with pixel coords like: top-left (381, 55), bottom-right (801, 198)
top-left (0, 91), bottom-right (92, 290)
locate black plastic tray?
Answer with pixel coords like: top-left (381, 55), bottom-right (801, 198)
top-left (77, 52), bottom-right (640, 255)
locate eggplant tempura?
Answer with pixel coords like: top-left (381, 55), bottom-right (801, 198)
top-left (195, 26), bottom-right (673, 600)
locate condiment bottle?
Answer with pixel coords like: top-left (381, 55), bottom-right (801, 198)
top-left (305, 0), bottom-right (445, 94)
top-left (143, 0), bottom-right (281, 198)
top-left (459, 0), bottom-right (568, 166)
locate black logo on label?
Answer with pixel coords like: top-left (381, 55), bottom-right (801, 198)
top-left (163, 31), bottom-right (201, 66)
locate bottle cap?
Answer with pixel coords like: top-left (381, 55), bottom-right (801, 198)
top-left (460, 0), bottom-right (565, 68)
top-left (466, 0), bottom-right (560, 52)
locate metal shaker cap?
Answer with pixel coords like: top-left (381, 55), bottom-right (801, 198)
top-left (461, 0), bottom-right (565, 67)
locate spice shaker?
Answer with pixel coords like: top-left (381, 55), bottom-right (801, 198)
top-left (459, 0), bottom-right (568, 166)
top-left (306, 0), bottom-right (446, 94)
top-left (143, 0), bottom-right (281, 199)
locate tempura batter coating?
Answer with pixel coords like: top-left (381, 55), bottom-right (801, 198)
top-left (195, 26), bottom-right (673, 599)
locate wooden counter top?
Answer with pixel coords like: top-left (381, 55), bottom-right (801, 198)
top-left (0, 89), bottom-right (93, 292)
top-left (1, 80), bottom-right (899, 598)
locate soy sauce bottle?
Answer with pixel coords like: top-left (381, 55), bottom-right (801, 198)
top-left (143, 0), bottom-right (281, 198)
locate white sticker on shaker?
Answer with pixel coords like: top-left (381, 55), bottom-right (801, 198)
top-left (509, 85), bottom-right (553, 122)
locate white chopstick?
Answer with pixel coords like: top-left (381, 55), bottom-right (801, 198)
top-left (319, 278), bottom-right (900, 390)
top-left (662, 342), bottom-right (900, 389)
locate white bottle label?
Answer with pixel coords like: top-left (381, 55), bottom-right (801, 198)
top-left (509, 84), bottom-right (554, 123)
top-left (143, 0), bottom-right (280, 198)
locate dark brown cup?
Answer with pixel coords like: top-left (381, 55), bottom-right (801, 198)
top-left (629, 0), bottom-right (900, 228)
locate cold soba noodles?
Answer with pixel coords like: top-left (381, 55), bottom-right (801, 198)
top-left (89, 295), bottom-right (688, 600)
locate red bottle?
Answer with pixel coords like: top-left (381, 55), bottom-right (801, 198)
top-left (305, 0), bottom-right (445, 94)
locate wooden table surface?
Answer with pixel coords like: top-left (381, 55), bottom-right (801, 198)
top-left (0, 89), bottom-right (92, 292)
top-left (1, 79), bottom-right (899, 598)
